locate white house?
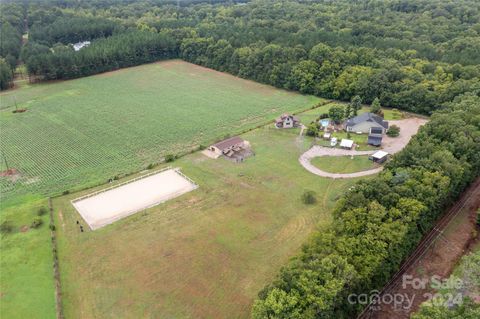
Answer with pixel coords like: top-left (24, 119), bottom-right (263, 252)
top-left (275, 113), bottom-right (300, 129)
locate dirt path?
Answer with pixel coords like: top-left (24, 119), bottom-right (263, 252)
top-left (358, 178), bottom-right (480, 319)
top-left (299, 118), bottom-right (427, 179)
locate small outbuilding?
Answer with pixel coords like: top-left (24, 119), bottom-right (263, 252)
top-left (370, 150), bottom-right (389, 163)
top-left (323, 132), bottom-right (331, 140)
top-left (340, 139), bottom-right (354, 150)
top-left (275, 113), bottom-right (300, 129)
top-left (207, 136), bottom-right (253, 163)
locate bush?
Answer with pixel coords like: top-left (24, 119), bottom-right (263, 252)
top-left (477, 209), bottom-right (480, 226)
top-left (31, 217), bottom-right (43, 229)
top-left (387, 124), bottom-right (400, 137)
top-left (0, 220), bottom-right (14, 234)
top-left (146, 163), bottom-right (155, 169)
top-left (63, 190), bottom-right (70, 195)
top-left (319, 113), bottom-right (329, 119)
top-left (164, 154), bottom-right (176, 163)
top-left (37, 207), bottom-right (48, 216)
top-left (49, 223), bottom-right (56, 231)
top-left (301, 190), bottom-right (317, 205)
top-left (306, 123), bottom-right (319, 137)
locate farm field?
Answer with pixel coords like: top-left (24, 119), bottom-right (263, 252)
top-left (310, 155), bottom-right (376, 174)
top-left (53, 125), bottom-right (360, 319)
top-left (0, 199), bottom-right (56, 319)
top-left (0, 60), bottom-right (321, 204)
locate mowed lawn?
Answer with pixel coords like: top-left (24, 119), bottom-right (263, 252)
top-left (53, 126), bottom-right (358, 319)
top-left (0, 199), bottom-right (56, 319)
top-left (311, 155), bottom-right (376, 173)
top-left (0, 60), bottom-right (321, 203)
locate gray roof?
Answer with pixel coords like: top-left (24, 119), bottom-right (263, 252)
top-left (346, 112), bottom-right (389, 129)
top-left (213, 136), bottom-right (244, 151)
top-left (368, 135), bottom-right (383, 146)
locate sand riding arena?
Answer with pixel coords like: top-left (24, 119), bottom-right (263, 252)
top-left (72, 167), bottom-right (198, 230)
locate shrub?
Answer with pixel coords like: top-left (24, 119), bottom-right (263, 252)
top-left (37, 207), bottom-right (48, 216)
top-left (0, 220), bottom-right (14, 234)
top-left (49, 224), bottom-right (56, 231)
top-left (319, 113), bottom-right (329, 119)
top-left (198, 144), bottom-right (206, 151)
top-left (63, 190), bottom-right (70, 195)
top-left (387, 124), bottom-right (400, 137)
top-left (301, 190), bottom-right (317, 205)
top-left (165, 154), bottom-right (176, 163)
top-left (146, 163), bottom-right (155, 169)
top-left (306, 123), bottom-right (319, 137)
top-left (31, 217), bottom-right (43, 229)
top-left (477, 209), bottom-right (480, 226)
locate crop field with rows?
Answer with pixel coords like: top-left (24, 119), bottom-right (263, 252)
top-left (0, 60), bottom-right (320, 203)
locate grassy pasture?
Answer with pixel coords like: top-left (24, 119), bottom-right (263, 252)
top-left (53, 126), bottom-right (360, 319)
top-left (0, 60), bottom-right (321, 203)
top-left (0, 199), bottom-right (56, 319)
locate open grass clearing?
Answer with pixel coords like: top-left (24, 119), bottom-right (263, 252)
top-left (0, 199), bottom-right (56, 319)
top-left (310, 155), bottom-right (376, 174)
top-left (53, 124), bottom-right (360, 319)
top-left (0, 60), bottom-right (321, 204)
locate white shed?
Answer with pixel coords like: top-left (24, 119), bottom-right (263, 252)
top-left (340, 139), bottom-right (354, 149)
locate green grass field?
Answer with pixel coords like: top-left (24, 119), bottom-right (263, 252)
top-left (0, 199), bottom-right (56, 319)
top-left (0, 60), bottom-right (321, 203)
top-left (52, 125), bottom-right (359, 319)
top-left (311, 155), bottom-right (376, 173)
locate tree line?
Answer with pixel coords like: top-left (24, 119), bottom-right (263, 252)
top-left (179, 37), bottom-right (479, 114)
top-left (251, 93), bottom-right (480, 318)
top-left (23, 30), bottom-right (177, 80)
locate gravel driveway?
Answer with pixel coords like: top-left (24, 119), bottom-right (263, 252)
top-left (299, 118), bottom-right (427, 179)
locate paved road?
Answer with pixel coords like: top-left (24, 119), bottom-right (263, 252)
top-left (299, 118), bottom-right (427, 179)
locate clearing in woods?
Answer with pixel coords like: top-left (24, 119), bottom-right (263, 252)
top-left (53, 125), bottom-right (363, 319)
top-left (0, 60), bottom-right (321, 203)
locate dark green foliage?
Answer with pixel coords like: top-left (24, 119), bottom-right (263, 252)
top-left (146, 163), bottom-right (155, 169)
top-left (387, 125), bottom-right (401, 137)
top-left (328, 106), bottom-right (345, 124)
top-left (301, 191), bottom-right (317, 205)
top-left (0, 220), bottom-right (14, 234)
top-left (477, 209), bottom-right (480, 227)
top-left (305, 123), bottom-right (319, 137)
top-left (26, 31), bottom-right (177, 80)
top-left (319, 113), bottom-right (329, 119)
top-left (164, 154), bottom-right (176, 163)
top-left (37, 207), bottom-right (48, 216)
top-left (252, 94), bottom-right (480, 318)
top-left (371, 98), bottom-right (382, 115)
top-left (0, 59), bottom-right (13, 90)
top-left (31, 217), bottom-right (43, 229)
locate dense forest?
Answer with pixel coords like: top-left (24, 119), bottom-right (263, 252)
top-left (252, 93), bottom-right (480, 318)
top-left (1, 0), bottom-right (479, 317)
top-left (1, 0), bottom-right (479, 115)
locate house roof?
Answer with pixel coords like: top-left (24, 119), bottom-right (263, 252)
top-left (340, 139), bottom-right (354, 148)
top-left (213, 136), bottom-right (244, 151)
top-left (276, 113), bottom-right (299, 122)
top-left (346, 112), bottom-right (389, 129)
top-left (370, 127), bottom-right (384, 135)
top-left (372, 150), bottom-right (389, 159)
top-left (368, 135), bottom-right (383, 146)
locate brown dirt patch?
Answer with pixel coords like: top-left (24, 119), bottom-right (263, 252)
top-left (20, 225), bottom-right (29, 232)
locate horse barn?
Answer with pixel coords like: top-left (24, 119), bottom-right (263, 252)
top-left (206, 136), bottom-right (254, 162)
